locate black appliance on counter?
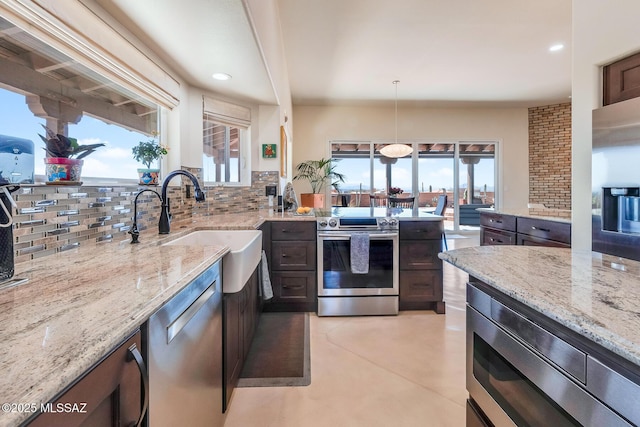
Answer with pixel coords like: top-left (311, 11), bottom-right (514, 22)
top-left (593, 96), bottom-right (640, 260)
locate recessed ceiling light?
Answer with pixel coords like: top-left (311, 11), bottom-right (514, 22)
top-left (549, 44), bottom-right (564, 52)
top-left (212, 73), bottom-right (232, 81)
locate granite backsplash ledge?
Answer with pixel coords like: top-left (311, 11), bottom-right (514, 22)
top-left (10, 170), bottom-right (279, 263)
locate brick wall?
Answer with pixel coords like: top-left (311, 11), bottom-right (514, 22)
top-left (9, 170), bottom-right (279, 263)
top-left (528, 103), bottom-right (572, 209)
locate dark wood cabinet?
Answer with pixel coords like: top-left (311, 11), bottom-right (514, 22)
top-left (399, 221), bottom-right (445, 314)
top-left (28, 331), bottom-right (144, 427)
top-left (480, 212), bottom-right (571, 248)
top-left (270, 241), bottom-right (316, 270)
top-left (604, 51), bottom-right (640, 105)
top-left (223, 267), bottom-right (260, 412)
top-left (516, 217), bottom-right (571, 245)
top-left (264, 220), bottom-right (317, 312)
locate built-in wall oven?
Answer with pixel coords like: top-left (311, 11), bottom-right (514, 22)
top-left (317, 216), bottom-right (399, 316)
top-left (467, 282), bottom-right (640, 427)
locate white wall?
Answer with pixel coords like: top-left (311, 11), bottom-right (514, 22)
top-left (572, 0), bottom-right (640, 250)
top-left (291, 105), bottom-right (529, 210)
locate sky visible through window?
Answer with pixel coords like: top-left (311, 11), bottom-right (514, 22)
top-left (333, 156), bottom-right (495, 193)
top-left (0, 87), bottom-right (150, 180)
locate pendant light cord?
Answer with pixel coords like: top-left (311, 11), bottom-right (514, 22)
top-left (393, 80), bottom-right (399, 145)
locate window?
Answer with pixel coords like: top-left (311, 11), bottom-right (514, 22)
top-left (330, 140), bottom-right (498, 230)
top-left (202, 97), bottom-right (251, 184)
top-left (0, 15), bottom-right (160, 182)
top-left (0, 87), bottom-right (152, 181)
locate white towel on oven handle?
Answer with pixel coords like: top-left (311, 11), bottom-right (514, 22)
top-left (350, 232), bottom-right (370, 274)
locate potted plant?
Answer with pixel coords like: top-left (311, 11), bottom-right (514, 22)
top-left (39, 125), bottom-right (104, 183)
top-left (293, 158), bottom-right (346, 208)
top-left (131, 133), bottom-right (167, 185)
top-left (388, 186), bottom-right (403, 195)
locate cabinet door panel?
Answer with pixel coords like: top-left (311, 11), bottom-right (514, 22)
top-left (271, 241), bottom-right (316, 270)
top-left (223, 292), bottom-right (242, 412)
top-left (400, 270), bottom-right (443, 302)
top-left (479, 213), bottom-right (516, 232)
top-left (399, 240), bottom-right (442, 270)
top-left (271, 271), bottom-right (316, 303)
top-left (270, 221), bottom-right (315, 240)
top-left (517, 217), bottom-right (571, 244)
top-left (28, 332), bottom-right (142, 427)
top-left (481, 227), bottom-right (516, 246)
top-left (517, 234), bottom-right (570, 248)
top-left (399, 221), bottom-right (443, 239)
top-left (604, 51), bottom-right (640, 105)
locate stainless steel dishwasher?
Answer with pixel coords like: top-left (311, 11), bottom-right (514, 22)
top-left (145, 261), bottom-right (223, 427)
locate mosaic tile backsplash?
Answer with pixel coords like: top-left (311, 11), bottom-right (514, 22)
top-left (9, 170), bottom-right (279, 264)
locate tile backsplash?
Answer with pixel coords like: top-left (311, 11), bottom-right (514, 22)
top-left (9, 170), bottom-right (279, 264)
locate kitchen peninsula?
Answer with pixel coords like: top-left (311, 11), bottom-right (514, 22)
top-left (439, 245), bottom-right (640, 426)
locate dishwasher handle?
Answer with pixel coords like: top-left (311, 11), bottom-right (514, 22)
top-left (166, 283), bottom-right (217, 344)
top-left (127, 343), bottom-right (149, 427)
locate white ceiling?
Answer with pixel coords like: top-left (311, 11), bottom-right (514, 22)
top-left (93, 0), bottom-right (572, 108)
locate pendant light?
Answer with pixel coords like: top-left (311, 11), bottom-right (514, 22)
top-left (380, 80), bottom-right (413, 158)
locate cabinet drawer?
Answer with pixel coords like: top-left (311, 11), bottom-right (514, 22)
top-left (271, 241), bottom-right (316, 270)
top-left (399, 221), bottom-right (443, 240)
top-left (481, 228), bottom-right (516, 246)
top-left (271, 271), bottom-right (316, 303)
top-left (517, 234), bottom-right (570, 248)
top-left (399, 240), bottom-right (442, 270)
top-left (399, 270), bottom-right (443, 302)
top-left (270, 221), bottom-right (316, 241)
top-left (479, 213), bottom-right (516, 232)
top-left (516, 217), bottom-right (571, 244)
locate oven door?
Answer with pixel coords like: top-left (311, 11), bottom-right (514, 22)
top-left (317, 231), bottom-right (398, 297)
top-left (467, 305), bottom-right (633, 427)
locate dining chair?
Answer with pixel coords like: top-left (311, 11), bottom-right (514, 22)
top-left (433, 194), bottom-right (448, 250)
top-left (369, 194), bottom-right (388, 207)
top-left (388, 196), bottom-right (415, 208)
top-left (434, 194), bottom-right (447, 216)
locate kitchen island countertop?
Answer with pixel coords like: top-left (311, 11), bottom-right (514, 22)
top-left (439, 245), bottom-right (640, 368)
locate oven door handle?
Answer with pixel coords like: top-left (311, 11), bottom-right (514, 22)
top-left (317, 232), bottom-right (398, 239)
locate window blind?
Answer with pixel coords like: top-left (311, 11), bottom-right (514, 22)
top-left (203, 96), bottom-right (251, 128)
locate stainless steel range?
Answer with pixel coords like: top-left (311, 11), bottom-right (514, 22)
top-left (316, 213), bottom-right (399, 316)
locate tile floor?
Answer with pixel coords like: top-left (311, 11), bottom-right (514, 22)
top-left (224, 232), bottom-right (479, 427)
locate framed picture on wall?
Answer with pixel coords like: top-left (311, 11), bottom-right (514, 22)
top-left (280, 125), bottom-right (287, 177)
top-left (262, 144), bottom-right (276, 158)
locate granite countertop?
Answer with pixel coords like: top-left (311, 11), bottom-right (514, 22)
top-left (0, 210), bottom-right (277, 427)
top-left (439, 246), bottom-right (640, 367)
top-left (477, 207), bottom-right (572, 223)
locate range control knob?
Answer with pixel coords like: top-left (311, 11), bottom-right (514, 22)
top-left (328, 219), bottom-right (338, 228)
top-left (388, 218), bottom-right (398, 226)
top-left (318, 220), bottom-right (328, 227)
top-left (379, 219), bottom-right (389, 227)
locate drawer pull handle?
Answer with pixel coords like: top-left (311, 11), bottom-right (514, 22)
top-left (127, 343), bottom-right (149, 427)
top-left (531, 226), bottom-right (550, 232)
top-left (282, 284), bottom-right (304, 289)
top-left (489, 219), bottom-right (502, 223)
top-left (282, 254), bottom-right (287, 257)
top-left (489, 238), bottom-right (503, 243)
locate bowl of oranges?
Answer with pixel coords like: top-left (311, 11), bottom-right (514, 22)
top-left (294, 206), bottom-right (313, 216)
